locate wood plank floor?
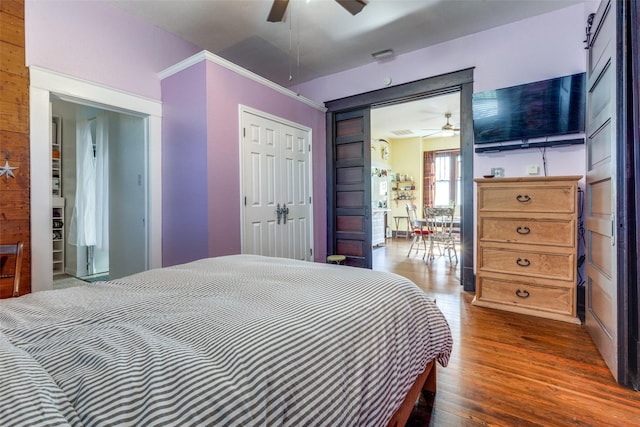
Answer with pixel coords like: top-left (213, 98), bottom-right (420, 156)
top-left (372, 238), bottom-right (640, 426)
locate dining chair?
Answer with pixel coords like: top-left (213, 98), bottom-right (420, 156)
top-left (423, 207), bottom-right (458, 264)
top-left (0, 241), bottom-right (24, 297)
top-left (406, 203), bottom-right (429, 258)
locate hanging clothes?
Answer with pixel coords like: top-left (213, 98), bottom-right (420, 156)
top-left (68, 118), bottom-right (96, 246)
top-left (94, 114), bottom-right (109, 251)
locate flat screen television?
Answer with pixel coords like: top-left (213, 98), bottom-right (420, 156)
top-left (472, 73), bottom-right (586, 145)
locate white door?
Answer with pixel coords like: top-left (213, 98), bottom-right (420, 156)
top-left (109, 113), bottom-right (148, 279)
top-left (241, 110), bottom-right (312, 261)
top-left (585, 0), bottom-right (618, 381)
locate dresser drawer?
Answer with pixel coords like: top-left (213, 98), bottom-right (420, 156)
top-left (479, 217), bottom-right (575, 247)
top-left (479, 247), bottom-right (574, 281)
top-left (476, 277), bottom-right (573, 315)
top-left (477, 184), bottom-right (576, 213)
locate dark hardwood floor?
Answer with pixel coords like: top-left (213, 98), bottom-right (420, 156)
top-left (373, 237), bottom-right (640, 426)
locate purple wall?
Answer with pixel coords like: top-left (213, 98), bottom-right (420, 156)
top-left (161, 62), bottom-right (210, 265)
top-left (25, 0), bottom-right (200, 99)
top-left (161, 56), bottom-right (327, 266)
top-left (293, 3), bottom-right (598, 181)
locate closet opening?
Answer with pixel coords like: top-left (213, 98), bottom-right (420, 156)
top-left (50, 97), bottom-right (148, 289)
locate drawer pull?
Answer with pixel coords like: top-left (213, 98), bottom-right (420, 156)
top-left (516, 257), bottom-right (531, 267)
top-left (515, 288), bottom-right (530, 298)
top-left (516, 226), bottom-right (531, 235)
top-left (516, 194), bottom-right (531, 203)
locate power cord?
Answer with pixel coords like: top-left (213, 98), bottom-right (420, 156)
top-left (538, 145), bottom-right (548, 176)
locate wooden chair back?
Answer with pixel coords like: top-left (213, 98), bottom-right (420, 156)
top-left (0, 241), bottom-right (24, 297)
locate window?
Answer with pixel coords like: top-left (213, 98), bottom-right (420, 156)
top-left (424, 150), bottom-right (460, 208)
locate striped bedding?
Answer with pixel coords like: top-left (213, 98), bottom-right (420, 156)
top-left (0, 254), bottom-right (452, 427)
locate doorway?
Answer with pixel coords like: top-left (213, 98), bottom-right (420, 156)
top-left (29, 67), bottom-right (162, 292)
top-left (51, 98), bottom-right (147, 282)
top-left (370, 93), bottom-right (461, 274)
top-left (326, 68), bottom-right (474, 289)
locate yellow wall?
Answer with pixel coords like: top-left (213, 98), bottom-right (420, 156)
top-left (389, 137), bottom-right (422, 223)
top-left (422, 136), bottom-right (460, 152)
top-left (387, 136), bottom-right (460, 229)
top-left (370, 139), bottom-right (392, 168)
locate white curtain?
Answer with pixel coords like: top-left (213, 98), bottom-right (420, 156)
top-left (69, 114), bottom-right (109, 249)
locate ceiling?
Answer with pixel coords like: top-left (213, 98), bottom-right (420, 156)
top-left (371, 92), bottom-right (461, 140)
top-left (110, 0), bottom-right (583, 139)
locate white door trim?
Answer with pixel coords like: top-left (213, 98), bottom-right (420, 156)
top-left (238, 105), bottom-right (314, 259)
top-left (29, 67), bottom-right (162, 292)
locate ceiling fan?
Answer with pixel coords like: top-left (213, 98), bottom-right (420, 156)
top-left (267, 0), bottom-right (367, 22)
top-left (423, 113), bottom-right (460, 137)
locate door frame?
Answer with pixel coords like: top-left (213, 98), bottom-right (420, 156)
top-left (239, 105), bottom-right (314, 259)
top-left (616, 0), bottom-right (639, 388)
top-left (626, 0), bottom-right (640, 389)
top-left (326, 68), bottom-right (475, 290)
top-left (29, 67), bottom-right (162, 291)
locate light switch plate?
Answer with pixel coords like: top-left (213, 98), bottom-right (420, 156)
top-left (526, 164), bottom-right (540, 175)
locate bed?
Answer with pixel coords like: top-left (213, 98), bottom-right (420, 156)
top-left (0, 254), bottom-right (452, 426)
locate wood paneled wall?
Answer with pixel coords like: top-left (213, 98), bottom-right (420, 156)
top-left (0, 0), bottom-right (31, 297)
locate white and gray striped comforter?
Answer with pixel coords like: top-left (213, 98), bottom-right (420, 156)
top-left (0, 255), bottom-right (452, 427)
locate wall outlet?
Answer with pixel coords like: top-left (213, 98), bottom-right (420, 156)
top-left (491, 167), bottom-right (504, 177)
top-left (527, 164), bottom-right (540, 175)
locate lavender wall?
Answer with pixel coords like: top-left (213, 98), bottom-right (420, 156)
top-left (161, 57), bottom-right (326, 266)
top-left (25, 0), bottom-right (200, 99)
top-left (161, 62), bottom-right (210, 265)
top-left (294, 3), bottom-right (598, 180)
top-left (204, 61), bottom-right (326, 261)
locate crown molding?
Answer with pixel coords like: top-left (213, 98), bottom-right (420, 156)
top-left (158, 51), bottom-right (326, 112)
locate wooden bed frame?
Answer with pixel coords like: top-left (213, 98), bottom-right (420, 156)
top-left (386, 360), bottom-right (437, 427)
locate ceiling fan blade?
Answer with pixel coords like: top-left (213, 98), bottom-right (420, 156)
top-left (267, 0), bottom-right (289, 22)
top-left (421, 130), bottom-right (442, 138)
top-left (336, 0), bottom-right (367, 16)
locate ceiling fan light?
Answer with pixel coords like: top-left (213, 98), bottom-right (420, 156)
top-left (336, 0), bottom-right (367, 16)
top-left (267, 0), bottom-right (289, 22)
top-left (440, 113), bottom-right (456, 136)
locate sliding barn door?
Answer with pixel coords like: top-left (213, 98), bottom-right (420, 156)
top-left (241, 110), bottom-right (312, 261)
top-left (328, 109), bottom-right (372, 268)
top-left (585, 0), bottom-right (619, 381)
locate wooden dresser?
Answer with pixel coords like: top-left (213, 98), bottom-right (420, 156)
top-left (473, 176), bottom-right (581, 324)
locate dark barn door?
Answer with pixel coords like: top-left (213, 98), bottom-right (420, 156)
top-left (327, 108), bottom-right (372, 268)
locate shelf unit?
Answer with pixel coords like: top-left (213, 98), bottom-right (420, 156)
top-left (52, 116), bottom-right (62, 196)
top-left (52, 197), bottom-right (65, 276)
top-left (51, 115), bottom-right (65, 276)
top-left (391, 179), bottom-right (416, 205)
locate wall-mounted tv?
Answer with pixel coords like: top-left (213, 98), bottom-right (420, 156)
top-left (472, 73), bottom-right (586, 145)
